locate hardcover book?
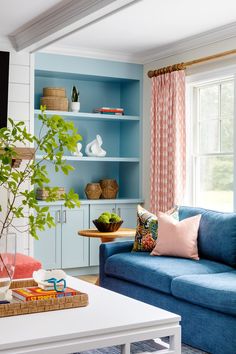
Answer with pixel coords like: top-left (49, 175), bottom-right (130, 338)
top-left (12, 286), bottom-right (79, 301)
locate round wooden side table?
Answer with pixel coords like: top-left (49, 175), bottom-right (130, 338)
top-left (78, 228), bottom-right (136, 243)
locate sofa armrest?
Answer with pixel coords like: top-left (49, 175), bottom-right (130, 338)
top-left (99, 241), bottom-right (133, 283)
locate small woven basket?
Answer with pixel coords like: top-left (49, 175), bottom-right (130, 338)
top-left (43, 87), bottom-right (66, 97)
top-left (0, 279), bottom-right (88, 318)
top-left (100, 179), bottom-right (119, 199)
top-left (85, 183), bottom-right (102, 200)
top-left (40, 97), bottom-right (68, 111)
top-left (93, 220), bottom-right (123, 232)
top-left (36, 187), bottom-right (65, 200)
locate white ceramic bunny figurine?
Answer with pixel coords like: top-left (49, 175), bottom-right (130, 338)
top-left (72, 142), bottom-right (83, 157)
top-left (85, 135), bottom-right (106, 157)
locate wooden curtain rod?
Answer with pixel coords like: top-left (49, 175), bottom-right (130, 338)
top-left (147, 48), bottom-right (236, 78)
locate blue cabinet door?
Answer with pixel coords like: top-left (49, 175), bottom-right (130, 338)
top-left (34, 206), bottom-right (62, 270)
top-left (61, 205), bottom-right (89, 269)
top-left (117, 204), bottom-right (137, 228)
top-left (115, 203), bottom-right (137, 243)
top-left (89, 204), bottom-right (116, 266)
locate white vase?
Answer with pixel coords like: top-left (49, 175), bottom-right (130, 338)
top-left (71, 101), bottom-right (80, 112)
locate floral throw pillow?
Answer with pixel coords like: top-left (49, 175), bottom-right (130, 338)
top-left (132, 205), bottom-right (179, 252)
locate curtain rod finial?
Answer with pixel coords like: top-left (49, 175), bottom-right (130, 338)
top-left (148, 70), bottom-right (154, 78)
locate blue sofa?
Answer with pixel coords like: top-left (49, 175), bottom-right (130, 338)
top-left (100, 206), bottom-right (236, 354)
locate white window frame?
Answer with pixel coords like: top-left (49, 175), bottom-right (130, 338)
top-left (186, 66), bottom-right (236, 211)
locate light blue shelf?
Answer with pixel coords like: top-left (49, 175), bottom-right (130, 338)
top-left (37, 198), bottom-right (144, 206)
top-left (34, 109), bottom-right (140, 122)
top-left (35, 155), bottom-right (140, 162)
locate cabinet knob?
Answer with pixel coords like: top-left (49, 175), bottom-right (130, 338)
top-left (56, 210), bottom-right (61, 224)
top-left (63, 210), bottom-right (67, 223)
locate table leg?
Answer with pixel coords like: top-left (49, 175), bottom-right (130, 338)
top-left (169, 326), bottom-right (181, 354)
top-left (121, 343), bottom-right (130, 354)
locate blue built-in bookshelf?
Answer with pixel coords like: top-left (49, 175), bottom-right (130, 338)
top-left (34, 53), bottom-right (143, 271)
top-left (34, 53), bottom-right (143, 202)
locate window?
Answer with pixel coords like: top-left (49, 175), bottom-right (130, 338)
top-left (192, 79), bottom-right (234, 211)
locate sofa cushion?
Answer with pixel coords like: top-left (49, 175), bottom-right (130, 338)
top-left (171, 271), bottom-right (236, 316)
top-left (179, 206), bottom-right (236, 267)
top-left (151, 212), bottom-right (201, 260)
top-left (104, 252), bottom-right (233, 294)
top-left (132, 205), bottom-right (179, 252)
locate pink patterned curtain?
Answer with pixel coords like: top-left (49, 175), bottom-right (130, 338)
top-left (150, 70), bottom-right (186, 213)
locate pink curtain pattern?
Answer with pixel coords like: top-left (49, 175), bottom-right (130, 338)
top-left (150, 70), bottom-right (186, 213)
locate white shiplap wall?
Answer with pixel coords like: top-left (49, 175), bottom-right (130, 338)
top-left (1, 43), bottom-right (33, 255)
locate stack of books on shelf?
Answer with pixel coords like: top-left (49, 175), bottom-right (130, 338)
top-left (12, 286), bottom-right (80, 301)
top-left (94, 107), bottom-right (124, 115)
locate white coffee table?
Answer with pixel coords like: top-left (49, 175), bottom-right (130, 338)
top-left (0, 276), bottom-right (181, 354)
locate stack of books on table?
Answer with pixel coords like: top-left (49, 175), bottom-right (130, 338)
top-left (94, 107), bottom-right (124, 115)
top-left (12, 286), bottom-right (80, 301)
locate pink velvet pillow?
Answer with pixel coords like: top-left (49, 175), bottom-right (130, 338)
top-left (151, 212), bottom-right (201, 260)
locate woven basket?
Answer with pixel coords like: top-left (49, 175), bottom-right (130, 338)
top-left (93, 220), bottom-right (123, 232)
top-left (43, 87), bottom-right (66, 97)
top-left (36, 187), bottom-right (65, 200)
top-left (0, 279), bottom-right (88, 318)
top-left (40, 97), bottom-right (68, 111)
top-left (85, 183), bottom-right (102, 200)
top-left (100, 179), bottom-right (119, 199)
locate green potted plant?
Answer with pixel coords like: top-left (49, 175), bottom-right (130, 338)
top-left (71, 85), bottom-right (80, 112)
top-left (0, 106), bottom-right (81, 298)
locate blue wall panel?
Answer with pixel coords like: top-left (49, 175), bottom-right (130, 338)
top-left (35, 53), bottom-right (143, 80)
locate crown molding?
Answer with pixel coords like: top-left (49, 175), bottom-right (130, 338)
top-left (9, 0), bottom-right (140, 52)
top-left (0, 36), bottom-right (14, 51)
top-left (43, 20), bottom-right (236, 65)
top-left (41, 44), bottom-right (143, 64)
top-left (139, 21), bottom-right (236, 64)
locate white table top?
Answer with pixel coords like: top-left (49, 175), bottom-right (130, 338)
top-left (0, 276), bottom-right (180, 351)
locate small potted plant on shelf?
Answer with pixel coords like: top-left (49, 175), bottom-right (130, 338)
top-left (0, 106), bottom-right (81, 299)
top-left (71, 85), bottom-right (80, 112)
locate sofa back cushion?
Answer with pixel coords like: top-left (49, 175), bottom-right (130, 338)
top-left (179, 206), bottom-right (236, 267)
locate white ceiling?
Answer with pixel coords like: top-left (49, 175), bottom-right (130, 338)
top-left (46, 0), bottom-right (236, 61)
top-left (1, 0), bottom-right (236, 63)
top-left (0, 0), bottom-right (62, 35)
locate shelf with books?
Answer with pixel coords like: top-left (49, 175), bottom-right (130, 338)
top-left (34, 109), bottom-right (140, 122)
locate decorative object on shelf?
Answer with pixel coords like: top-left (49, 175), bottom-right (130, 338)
top-left (93, 211), bottom-right (123, 232)
top-left (72, 142), bottom-right (83, 157)
top-left (100, 179), bottom-right (119, 199)
top-left (33, 269), bottom-right (67, 291)
top-left (43, 88), bottom-right (65, 97)
top-left (85, 183), bottom-right (102, 199)
top-left (85, 135), bottom-right (106, 157)
top-left (41, 87), bottom-right (68, 111)
top-left (36, 187), bottom-right (65, 200)
top-left (94, 107), bottom-right (124, 115)
top-left (0, 233), bottom-right (16, 301)
top-left (71, 85), bottom-right (80, 112)
top-left (0, 147), bottom-right (35, 168)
